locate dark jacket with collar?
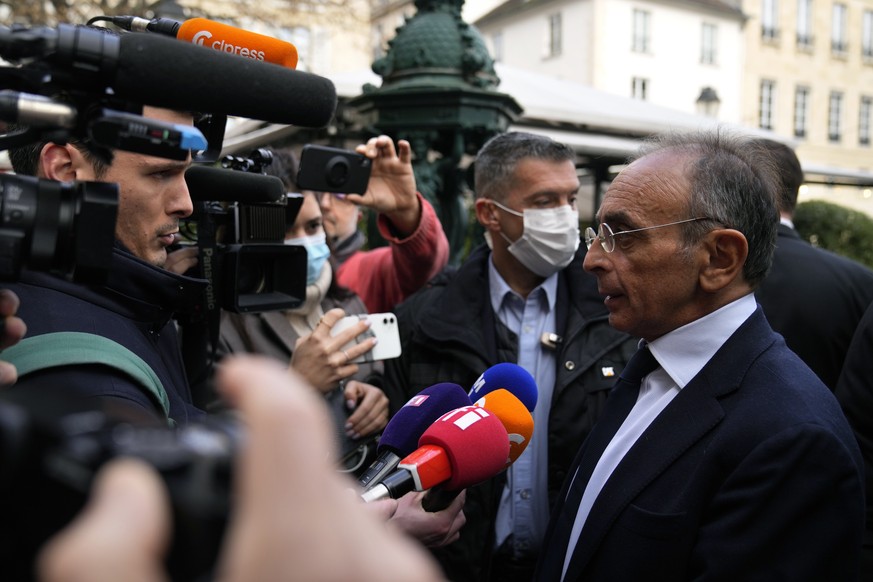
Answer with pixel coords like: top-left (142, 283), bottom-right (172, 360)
top-left (756, 223), bottom-right (873, 390)
top-left (384, 244), bottom-right (638, 581)
top-left (536, 308), bottom-right (864, 581)
top-left (5, 247), bottom-right (207, 425)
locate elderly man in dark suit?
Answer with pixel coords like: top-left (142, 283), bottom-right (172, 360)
top-left (755, 138), bottom-right (873, 390)
top-left (534, 131), bottom-right (864, 581)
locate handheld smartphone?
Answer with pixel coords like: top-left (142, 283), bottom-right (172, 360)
top-left (330, 312), bottom-right (402, 363)
top-left (296, 144), bottom-right (372, 194)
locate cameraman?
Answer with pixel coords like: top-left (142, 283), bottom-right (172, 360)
top-left (3, 106), bottom-right (206, 425)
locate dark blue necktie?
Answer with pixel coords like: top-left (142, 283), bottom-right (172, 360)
top-left (535, 344), bottom-right (659, 581)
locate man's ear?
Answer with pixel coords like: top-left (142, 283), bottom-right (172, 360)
top-left (474, 198), bottom-right (499, 230)
top-left (39, 143), bottom-right (93, 182)
top-left (698, 229), bottom-right (748, 293)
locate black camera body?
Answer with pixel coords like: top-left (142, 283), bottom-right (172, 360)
top-left (0, 173), bottom-right (118, 283)
top-left (184, 153), bottom-right (306, 313)
top-left (296, 144), bottom-right (371, 194)
top-left (0, 386), bottom-right (239, 582)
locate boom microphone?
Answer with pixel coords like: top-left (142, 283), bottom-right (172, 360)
top-left (361, 405), bottom-right (509, 503)
top-left (114, 33), bottom-right (333, 127)
top-left (356, 383), bottom-right (471, 491)
top-left (110, 16), bottom-right (299, 69)
top-left (1, 25), bottom-right (336, 127)
top-left (185, 166), bottom-right (285, 204)
top-left (178, 19), bottom-right (298, 68)
top-left (469, 362), bottom-right (538, 412)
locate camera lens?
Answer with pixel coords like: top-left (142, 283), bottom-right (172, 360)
top-left (0, 174), bottom-right (117, 282)
top-left (236, 257), bottom-right (267, 295)
top-left (325, 156), bottom-right (350, 188)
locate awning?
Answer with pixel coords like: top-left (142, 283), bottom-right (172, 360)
top-left (802, 163), bottom-right (873, 187)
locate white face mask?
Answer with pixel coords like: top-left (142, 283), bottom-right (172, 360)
top-left (490, 199), bottom-right (580, 277)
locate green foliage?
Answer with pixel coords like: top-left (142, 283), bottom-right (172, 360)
top-left (793, 200), bottom-right (873, 269)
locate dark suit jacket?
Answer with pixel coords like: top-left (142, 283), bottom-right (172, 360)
top-left (836, 301), bottom-right (873, 578)
top-left (756, 223), bottom-right (873, 390)
top-left (536, 308), bottom-right (864, 581)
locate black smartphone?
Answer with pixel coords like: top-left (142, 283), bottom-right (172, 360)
top-left (296, 144), bottom-right (372, 194)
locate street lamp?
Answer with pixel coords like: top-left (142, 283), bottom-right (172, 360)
top-left (696, 86), bottom-right (721, 118)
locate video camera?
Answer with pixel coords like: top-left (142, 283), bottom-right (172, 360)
top-left (0, 385), bottom-right (238, 582)
top-left (0, 24), bottom-right (224, 283)
top-left (0, 173), bottom-right (117, 282)
top-left (181, 149), bottom-right (306, 314)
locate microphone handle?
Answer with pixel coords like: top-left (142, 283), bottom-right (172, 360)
top-left (421, 486), bottom-right (462, 512)
top-left (360, 468), bottom-right (415, 503)
top-left (356, 450), bottom-right (401, 491)
top-left (360, 483), bottom-right (390, 503)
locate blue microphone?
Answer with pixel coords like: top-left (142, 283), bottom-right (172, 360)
top-left (469, 362), bottom-right (538, 412)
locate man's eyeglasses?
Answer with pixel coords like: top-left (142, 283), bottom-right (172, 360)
top-left (584, 217), bottom-right (712, 253)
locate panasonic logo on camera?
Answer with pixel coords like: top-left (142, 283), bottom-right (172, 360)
top-left (191, 30), bottom-right (266, 61)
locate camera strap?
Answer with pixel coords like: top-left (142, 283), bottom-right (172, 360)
top-left (1, 331), bottom-right (172, 424)
top-left (178, 204), bottom-right (223, 405)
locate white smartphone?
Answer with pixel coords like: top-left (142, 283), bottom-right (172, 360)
top-left (329, 312), bottom-right (402, 363)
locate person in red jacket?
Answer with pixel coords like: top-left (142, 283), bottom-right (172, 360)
top-left (320, 135), bottom-right (450, 314)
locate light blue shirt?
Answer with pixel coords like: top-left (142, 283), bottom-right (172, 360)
top-left (488, 256), bottom-right (559, 557)
top-left (560, 293), bottom-right (758, 579)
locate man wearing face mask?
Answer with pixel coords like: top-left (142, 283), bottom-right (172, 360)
top-left (384, 132), bottom-right (638, 582)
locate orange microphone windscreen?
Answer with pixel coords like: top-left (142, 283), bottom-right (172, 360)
top-left (475, 388), bottom-right (534, 465)
top-left (177, 18), bottom-right (299, 69)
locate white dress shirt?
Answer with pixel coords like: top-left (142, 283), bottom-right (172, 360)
top-left (560, 293), bottom-right (758, 579)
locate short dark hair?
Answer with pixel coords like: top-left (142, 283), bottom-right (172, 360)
top-left (7, 124), bottom-right (113, 179)
top-left (753, 139), bottom-right (804, 215)
top-left (474, 132), bottom-right (576, 201)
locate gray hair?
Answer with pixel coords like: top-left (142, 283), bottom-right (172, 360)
top-left (473, 132), bottom-right (576, 202)
top-left (633, 130), bottom-right (779, 288)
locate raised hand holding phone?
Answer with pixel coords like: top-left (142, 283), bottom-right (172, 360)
top-left (330, 313), bottom-right (402, 363)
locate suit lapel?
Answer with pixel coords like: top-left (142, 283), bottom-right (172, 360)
top-left (562, 308), bottom-right (777, 579)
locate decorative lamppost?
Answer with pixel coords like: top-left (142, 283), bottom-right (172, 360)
top-left (348, 0), bottom-right (522, 263)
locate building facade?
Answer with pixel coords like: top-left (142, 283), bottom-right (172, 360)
top-left (473, 0), bottom-right (746, 123)
top-left (741, 0), bottom-right (873, 210)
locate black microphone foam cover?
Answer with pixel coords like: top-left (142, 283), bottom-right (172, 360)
top-left (113, 33), bottom-right (337, 127)
top-left (185, 165), bottom-right (285, 203)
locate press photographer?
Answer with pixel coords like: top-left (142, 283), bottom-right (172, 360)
top-left (0, 20), bottom-right (339, 425)
top-left (0, 20), bottom-right (470, 582)
top-left (0, 19), bottom-right (338, 580)
top-left (0, 19), bottom-right (335, 286)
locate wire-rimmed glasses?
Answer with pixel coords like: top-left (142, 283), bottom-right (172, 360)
top-left (584, 217), bottom-right (712, 253)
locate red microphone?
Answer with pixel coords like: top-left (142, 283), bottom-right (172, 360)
top-left (421, 389), bottom-right (534, 511)
top-left (360, 405), bottom-right (509, 503)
